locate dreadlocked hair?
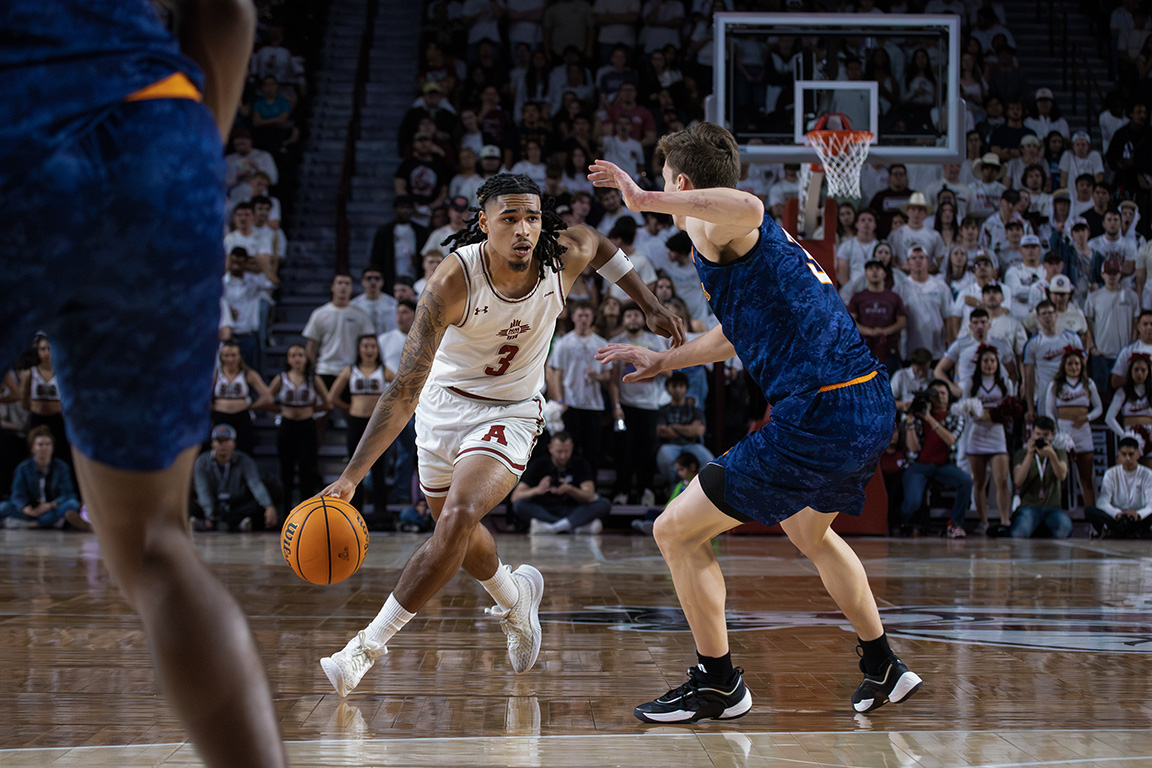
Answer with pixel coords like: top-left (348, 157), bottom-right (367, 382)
top-left (441, 173), bottom-right (568, 280)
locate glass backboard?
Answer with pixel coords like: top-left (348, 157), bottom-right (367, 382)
top-left (711, 13), bottom-right (963, 164)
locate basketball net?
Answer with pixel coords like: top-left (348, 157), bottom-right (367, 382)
top-left (806, 113), bottom-right (874, 199)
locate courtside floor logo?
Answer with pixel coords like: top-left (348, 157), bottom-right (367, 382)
top-left (540, 605), bottom-right (1152, 653)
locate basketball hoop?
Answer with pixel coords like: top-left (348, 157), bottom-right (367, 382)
top-left (805, 113), bottom-right (874, 199)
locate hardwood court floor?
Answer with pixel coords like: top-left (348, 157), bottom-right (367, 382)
top-left (2, 529), bottom-right (1152, 766)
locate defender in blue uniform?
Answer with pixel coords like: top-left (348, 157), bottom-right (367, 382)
top-left (592, 123), bottom-right (922, 723)
top-left (0, 3), bottom-right (285, 766)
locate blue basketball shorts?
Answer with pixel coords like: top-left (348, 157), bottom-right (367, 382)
top-left (0, 97), bottom-right (226, 471)
top-left (700, 370), bottom-right (896, 526)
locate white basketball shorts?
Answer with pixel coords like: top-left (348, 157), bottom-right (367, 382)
top-left (415, 384), bottom-right (545, 497)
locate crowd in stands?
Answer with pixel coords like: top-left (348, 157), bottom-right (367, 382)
top-left (5, 0), bottom-right (1152, 541)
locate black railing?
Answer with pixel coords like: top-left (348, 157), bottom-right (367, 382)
top-left (1037, 0), bottom-right (1108, 143)
top-left (335, 0), bottom-right (378, 275)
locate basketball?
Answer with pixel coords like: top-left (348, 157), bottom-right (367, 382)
top-left (281, 497), bottom-right (369, 585)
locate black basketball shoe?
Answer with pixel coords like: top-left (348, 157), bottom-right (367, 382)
top-left (634, 666), bottom-right (753, 723)
top-left (852, 656), bottom-right (923, 712)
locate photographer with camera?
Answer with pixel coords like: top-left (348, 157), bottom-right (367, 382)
top-left (899, 380), bottom-right (975, 536)
top-left (510, 431), bottom-right (611, 535)
top-left (1009, 416), bottom-right (1072, 538)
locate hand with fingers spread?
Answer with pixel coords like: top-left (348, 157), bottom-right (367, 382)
top-left (588, 159), bottom-right (648, 212)
top-left (595, 343), bottom-right (668, 382)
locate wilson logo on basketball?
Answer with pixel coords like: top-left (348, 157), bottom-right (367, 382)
top-left (498, 318), bottom-right (531, 341)
top-left (281, 521), bottom-right (298, 557)
top-left (337, 547), bottom-right (350, 562)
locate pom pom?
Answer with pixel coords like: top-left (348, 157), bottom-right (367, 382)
top-left (951, 397), bottom-right (984, 420)
top-left (1123, 428), bottom-right (1147, 454)
top-left (1050, 432), bottom-right (1075, 452)
top-left (542, 400), bottom-right (566, 435)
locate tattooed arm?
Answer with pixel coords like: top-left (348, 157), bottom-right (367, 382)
top-left (319, 260), bottom-right (466, 501)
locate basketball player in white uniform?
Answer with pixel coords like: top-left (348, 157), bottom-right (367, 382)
top-left (316, 174), bottom-right (683, 696)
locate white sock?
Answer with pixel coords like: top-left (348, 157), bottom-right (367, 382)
top-left (479, 562), bottom-right (520, 610)
top-left (550, 518), bottom-right (572, 533)
top-left (364, 593), bottom-right (415, 647)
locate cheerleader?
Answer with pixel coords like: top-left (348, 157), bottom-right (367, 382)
top-left (210, 340), bottom-right (273, 457)
top-left (328, 335), bottom-right (395, 527)
top-left (1105, 354), bottom-right (1152, 469)
top-left (1044, 351), bottom-right (1102, 506)
top-left (18, 335), bottom-right (69, 463)
top-left (964, 346), bottom-right (1016, 531)
top-left (267, 345), bottom-right (329, 517)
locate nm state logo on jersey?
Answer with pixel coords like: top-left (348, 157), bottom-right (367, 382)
top-left (498, 318), bottom-right (532, 341)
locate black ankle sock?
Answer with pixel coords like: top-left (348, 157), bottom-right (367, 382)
top-left (858, 634), bottom-right (894, 676)
top-left (696, 650), bottom-right (734, 682)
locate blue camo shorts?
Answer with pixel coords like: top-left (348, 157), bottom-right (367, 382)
top-left (0, 97), bottom-right (226, 471)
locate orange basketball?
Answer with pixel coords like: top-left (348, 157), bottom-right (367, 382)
top-left (281, 497), bottom-right (369, 585)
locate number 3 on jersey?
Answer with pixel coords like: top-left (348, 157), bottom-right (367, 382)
top-left (783, 228), bottom-right (833, 285)
top-left (484, 344), bottom-right (519, 376)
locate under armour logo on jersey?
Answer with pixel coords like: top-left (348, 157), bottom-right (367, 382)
top-left (475, 306), bottom-right (489, 315)
top-left (498, 318), bottom-right (532, 341)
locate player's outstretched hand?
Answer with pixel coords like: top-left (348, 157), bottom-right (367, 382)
top-left (595, 343), bottom-right (667, 382)
top-left (588, 159), bottom-right (646, 212)
top-left (319, 476), bottom-right (358, 503)
top-left (645, 302), bottom-right (686, 347)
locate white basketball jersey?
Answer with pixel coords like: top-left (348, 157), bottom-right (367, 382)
top-left (427, 242), bottom-right (565, 401)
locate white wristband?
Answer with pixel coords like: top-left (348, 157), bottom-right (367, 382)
top-left (595, 248), bottom-right (635, 284)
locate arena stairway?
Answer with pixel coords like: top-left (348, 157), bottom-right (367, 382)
top-left (1002, 1), bottom-right (1114, 140)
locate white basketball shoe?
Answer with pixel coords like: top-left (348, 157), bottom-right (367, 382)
top-left (485, 564), bottom-right (544, 673)
top-left (320, 631), bottom-right (388, 697)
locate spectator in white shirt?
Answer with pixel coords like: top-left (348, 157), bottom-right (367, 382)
top-left (968, 153), bottom-right (1007, 222)
top-left (1110, 311), bottom-right (1152, 390)
top-left (1085, 258), bottom-right (1140, 394)
top-left (221, 247), bottom-right (278, 373)
top-left (224, 128), bottom-right (278, 194)
top-left (836, 208), bottom-right (880, 287)
top-left (1087, 436), bottom-right (1152, 538)
top-left (350, 266), bottom-right (398, 336)
top-left (1059, 131), bottom-right (1106, 189)
top-left (890, 193), bottom-right (947, 269)
top-left (303, 274), bottom-right (376, 384)
top-left (767, 164), bottom-right (800, 221)
top-left (601, 115), bottom-right (646, 182)
top-left (895, 247), bottom-right (955, 359)
top-left (1024, 88), bottom-right (1070, 140)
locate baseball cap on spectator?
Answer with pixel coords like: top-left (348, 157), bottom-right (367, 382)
top-left (1048, 275), bottom-right (1073, 293)
top-left (554, 203), bottom-right (572, 215)
top-left (211, 424), bottom-right (237, 442)
top-left (1103, 257), bottom-right (1123, 274)
top-left (479, 144), bottom-right (501, 160)
top-left (1070, 217), bottom-right (1089, 231)
top-left (1072, 130), bottom-right (1090, 143)
top-left (1035, 87), bottom-right (1054, 101)
top-left (448, 196), bottom-right (470, 211)
top-left (1051, 188), bottom-right (1071, 200)
top-left (973, 252), bottom-right (994, 266)
top-left (1120, 199), bottom-right (1138, 212)
top-left (1020, 134), bottom-right (1042, 147)
top-left (1021, 234), bottom-right (1042, 247)
top-left (907, 246), bottom-right (928, 259)
top-left (423, 82), bottom-right (443, 94)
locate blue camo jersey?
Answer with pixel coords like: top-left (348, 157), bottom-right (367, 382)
top-left (693, 213), bottom-right (879, 402)
top-left (0, 0), bottom-right (202, 182)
